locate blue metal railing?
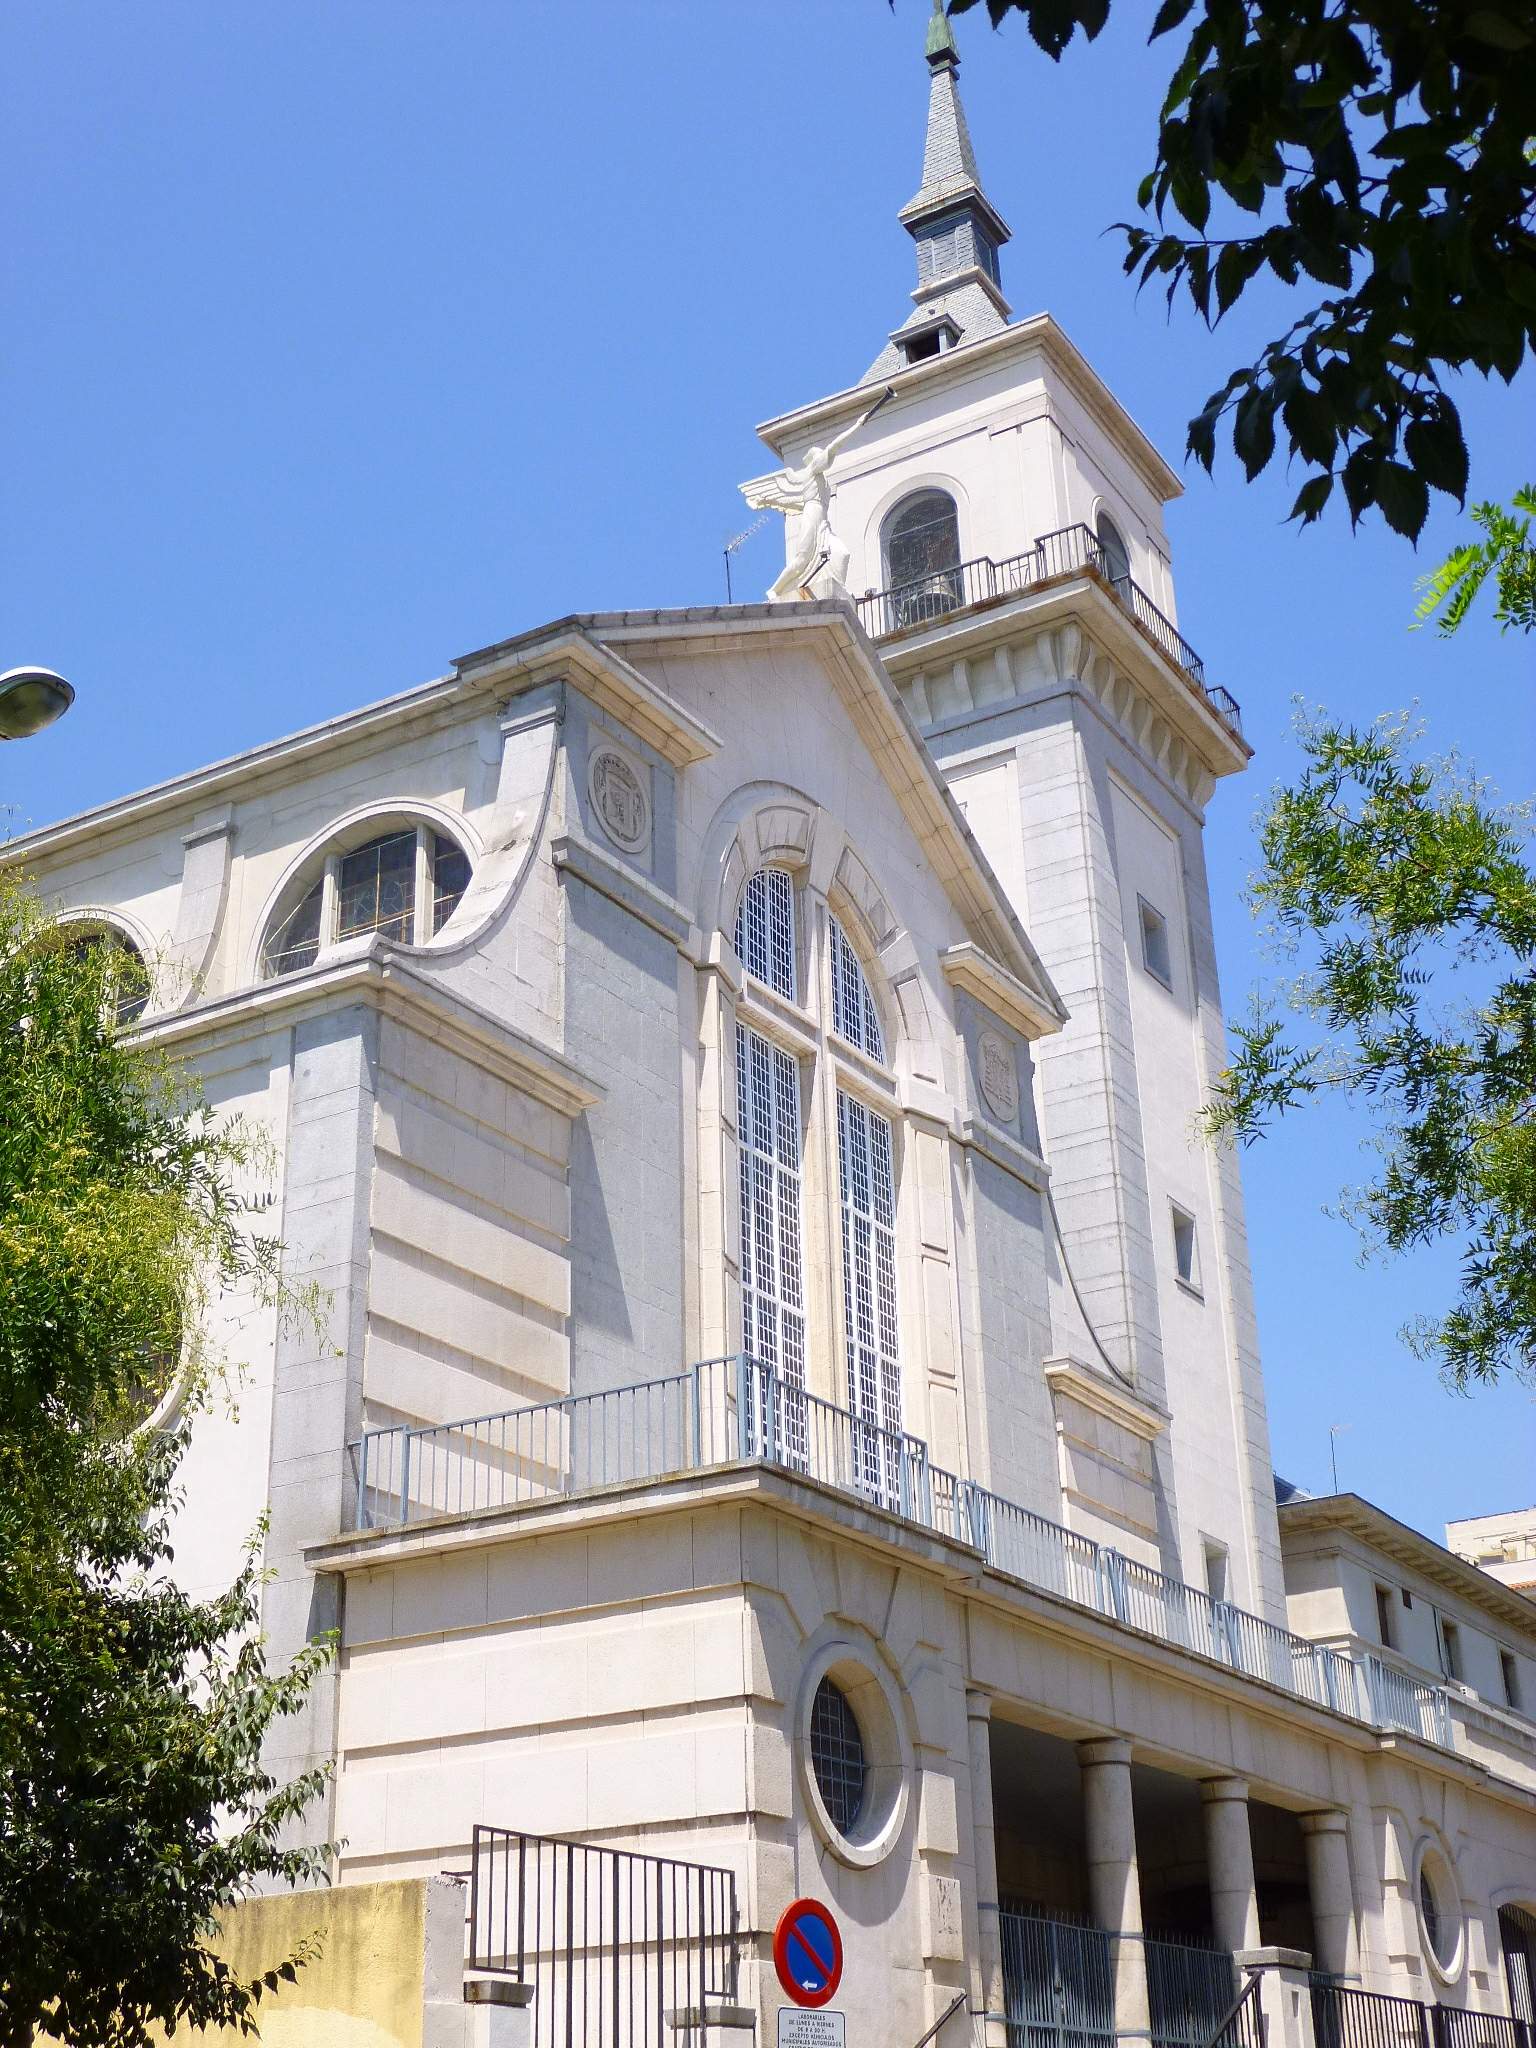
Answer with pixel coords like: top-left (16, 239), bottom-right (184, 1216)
top-left (347, 1354), bottom-right (1452, 1753)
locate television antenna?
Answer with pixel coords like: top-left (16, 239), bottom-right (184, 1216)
top-left (723, 512), bottom-right (771, 603)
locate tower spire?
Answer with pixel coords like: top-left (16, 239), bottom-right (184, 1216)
top-left (863, 0), bottom-right (1012, 382)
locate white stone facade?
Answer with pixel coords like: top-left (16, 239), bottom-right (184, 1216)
top-left (8, 27), bottom-right (1536, 2048)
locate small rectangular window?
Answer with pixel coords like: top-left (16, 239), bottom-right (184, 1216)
top-left (1501, 1651), bottom-right (1521, 1710)
top-left (1203, 1540), bottom-right (1229, 1604)
top-left (1375, 1584), bottom-right (1396, 1648)
top-left (1138, 896), bottom-right (1173, 986)
top-left (1402, 1587), bottom-right (1414, 1610)
top-left (1171, 1204), bottom-right (1201, 1292)
top-left (1437, 1616), bottom-right (1464, 1682)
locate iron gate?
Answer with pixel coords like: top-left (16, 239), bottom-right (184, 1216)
top-left (999, 1911), bottom-right (1239, 2048)
top-left (1000, 1909), bottom-right (1117, 2048)
top-left (1145, 1935), bottom-right (1240, 2048)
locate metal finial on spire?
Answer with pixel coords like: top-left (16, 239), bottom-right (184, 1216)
top-left (857, 0), bottom-right (1013, 382)
top-left (926, 0), bottom-right (959, 67)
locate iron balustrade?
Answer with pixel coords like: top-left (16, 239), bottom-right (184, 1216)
top-left (735, 1351), bottom-right (934, 1523)
top-left (852, 521), bottom-right (1243, 737)
top-left (998, 1912), bottom-right (1238, 2048)
top-left (345, 1353), bottom-right (1456, 1755)
top-left (1000, 1907), bottom-right (1117, 2048)
top-left (1143, 1935), bottom-right (1242, 2048)
top-left (1362, 1655), bottom-right (1453, 1747)
top-left (1209, 1975), bottom-right (1266, 2048)
top-left (351, 1357), bottom-right (740, 1528)
top-left (467, 1824), bottom-right (738, 2048)
top-left (1312, 1981), bottom-right (1533, 2048)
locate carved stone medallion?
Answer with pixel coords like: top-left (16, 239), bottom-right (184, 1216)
top-left (588, 745), bottom-right (650, 855)
top-left (977, 1028), bottom-right (1019, 1124)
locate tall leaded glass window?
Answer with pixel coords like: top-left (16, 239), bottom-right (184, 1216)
top-left (735, 867), bottom-right (797, 1001)
top-left (737, 1023), bottom-right (806, 1402)
top-left (830, 916), bottom-right (884, 1062)
top-left (838, 1090), bottom-right (901, 1493)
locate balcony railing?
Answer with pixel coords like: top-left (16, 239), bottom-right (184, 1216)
top-left (1362, 1653), bottom-right (1452, 1748)
top-left (347, 1354), bottom-right (1453, 1752)
top-left (852, 522), bottom-right (1243, 737)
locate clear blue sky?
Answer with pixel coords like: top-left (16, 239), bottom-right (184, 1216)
top-left (5, 1), bottom-right (1531, 1538)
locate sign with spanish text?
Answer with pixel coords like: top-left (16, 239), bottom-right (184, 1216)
top-left (778, 2010), bottom-right (846, 2048)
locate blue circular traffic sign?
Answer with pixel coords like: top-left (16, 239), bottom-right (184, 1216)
top-left (774, 1897), bottom-right (843, 2008)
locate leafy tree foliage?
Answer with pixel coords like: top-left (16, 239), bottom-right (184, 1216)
top-left (948, 0), bottom-right (1536, 537)
top-left (0, 881), bottom-right (331, 2048)
top-left (1414, 484), bottom-right (1536, 636)
top-left (1202, 716), bottom-right (1536, 1387)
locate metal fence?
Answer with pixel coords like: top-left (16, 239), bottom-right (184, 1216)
top-left (736, 1353), bottom-right (934, 1522)
top-left (1212, 1975), bottom-right (1266, 2048)
top-left (467, 1825), bottom-right (738, 2048)
top-left (1000, 1908), bottom-right (1117, 2048)
top-left (1312, 1982), bottom-right (1533, 2048)
top-left (1362, 1655), bottom-right (1452, 1747)
top-left (352, 1358), bottom-right (738, 1528)
top-left (998, 1914), bottom-right (1238, 2048)
top-left (346, 1353), bottom-right (1458, 1757)
top-left (1144, 1935), bottom-right (1240, 2048)
top-left (851, 521), bottom-right (1243, 737)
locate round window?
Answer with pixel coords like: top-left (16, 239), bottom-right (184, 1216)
top-left (809, 1677), bottom-right (867, 1835)
top-left (796, 1642), bottom-right (911, 1869)
top-left (1417, 1848), bottom-right (1462, 1977)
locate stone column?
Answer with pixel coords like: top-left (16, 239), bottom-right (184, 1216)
top-left (968, 1691), bottom-right (1009, 2048)
top-left (1300, 1811), bottom-right (1359, 1980)
top-left (1079, 1737), bottom-right (1150, 2047)
top-left (1203, 1778), bottom-right (1262, 1955)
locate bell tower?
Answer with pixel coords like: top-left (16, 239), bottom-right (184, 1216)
top-left (742, 3), bottom-right (1286, 1621)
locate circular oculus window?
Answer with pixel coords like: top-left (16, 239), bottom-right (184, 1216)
top-left (1417, 1844), bottom-right (1463, 1979)
top-left (796, 1643), bottom-right (910, 1868)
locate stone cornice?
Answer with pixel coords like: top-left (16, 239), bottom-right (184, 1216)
top-left (941, 938), bottom-right (1062, 1042)
top-left (755, 312), bottom-right (1183, 505)
top-left (1044, 1356), bottom-right (1169, 1438)
top-left (550, 828), bottom-right (692, 945)
top-left (1, 617), bottom-right (719, 866)
top-left (134, 946), bottom-right (602, 1120)
top-left (455, 626), bottom-right (720, 769)
top-left (305, 1461), bottom-right (1536, 1813)
top-left (879, 575), bottom-right (1248, 793)
top-left (1280, 1494), bottom-right (1536, 1645)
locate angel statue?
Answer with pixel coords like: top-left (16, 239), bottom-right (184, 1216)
top-left (741, 388), bottom-right (894, 602)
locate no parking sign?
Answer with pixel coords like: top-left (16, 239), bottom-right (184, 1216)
top-left (773, 1897), bottom-right (843, 2008)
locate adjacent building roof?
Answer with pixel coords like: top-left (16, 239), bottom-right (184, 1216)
top-left (1279, 1491), bottom-right (1536, 1642)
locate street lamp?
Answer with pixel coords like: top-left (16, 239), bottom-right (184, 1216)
top-left (0, 666), bottom-right (74, 741)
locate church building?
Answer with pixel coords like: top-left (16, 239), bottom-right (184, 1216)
top-left (10, 8), bottom-right (1536, 2045)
